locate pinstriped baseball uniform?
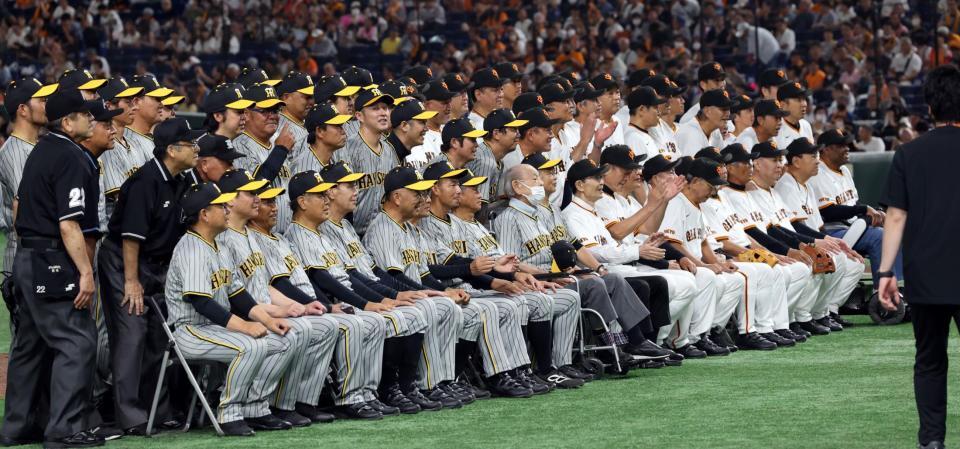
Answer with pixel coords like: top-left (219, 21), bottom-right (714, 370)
top-left (279, 112), bottom-right (310, 163)
top-left (99, 137), bottom-right (148, 220)
top-left (123, 127), bottom-right (156, 171)
top-left (337, 132), bottom-right (400, 236)
top-left (232, 133), bottom-right (294, 234)
top-left (165, 231), bottom-right (288, 423)
top-left (342, 119), bottom-right (360, 140)
top-left (320, 217), bottom-right (461, 389)
top-left (249, 227), bottom-right (379, 406)
top-left (0, 135), bottom-right (34, 272)
top-left (217, 225), bottom-right (338, 411)
top-left (290, 146), bottom-right (343, 176)
top-left (467, 141), bottom-right (505, 203)
top-left (365, 211), bottom-right (527, 376)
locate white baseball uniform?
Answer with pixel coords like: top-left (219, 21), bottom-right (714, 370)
top-left (774, 119), bottom-right (814, 149)
top-left (675, 118), bottom-right (725, 157)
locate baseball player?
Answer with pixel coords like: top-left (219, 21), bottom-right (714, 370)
top-left (464, 109), bottom-right (527, 203)
top-left (364, 167), bottom-right (539, 398)
top-left (157, 93), bottom-right (185, 122)
top-left (283, 171), bottom-right (444, 416)
top-left (276, 71), bottom-right (316, 161)
top-left (734, 99), bottom-right (789, 150)
top-left (336, 87), bottom-right (400, 235)
top-left (467, 68), bottom-right (506, 130)
top-left (727, 95), bottom-right (756, 146)
top-left (236, 67), bottom-right (281, 89)
top-left (588, 72), bottom-right (626, 148)
top-left (312, 75), bottom-right (360, 132)
top-left (442, 73), bottom-right (470, 120)
top-left (774, 138), bottom-right (866, 328)
top-left (614, 69), bottom-right (656, 126)
top-left (385, 99), bottom-right (438, 172)
top-left (419, 162), bottom-right (586, 387)
top-left (493, 62), bottom-right (524, 111)
top-left (232, 83), bottom-right (297, 233)
top-left (623, 86), bottom-right (675, 163)
top-left (774, 82), bottom-right (815, 149)
top-left (163, 183), bottom-right (293, 437)
top-left (124, 75), bottom-right (173, 164)
top-left (340, 66), bottom-right (376, 138)
top-left (97, 77), bottom-right (146, 218)
top-left (679, 62), bottom-right (728, 124)
top-left (558, 81), bottom-right (617, 169)
top-left (501, 108), bottom-right (560, 199)
top-left (675, 89), bottom-right (729, 158)
top-left (539, 82), bottom-right (590, 206)
top-left (640, 74), bottom-right (684, 160)
top-left (202, 83), bottom-right (254, 139)
top-left (758, 68), bottom-right (790, 101)
top-left (379, 79), bottom-right (416, 107)
top-left (409, 79), bottom-right (457, 167)
top-left (58, 69), bottom-right (106, 100)
top-left (317, 161), bottom-right (462, 407)
top-left (809, 129), bottom-right (901, 288)
top-left (292, 103), bottom-right (352, 173)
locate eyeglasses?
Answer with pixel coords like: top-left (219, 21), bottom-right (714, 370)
top-left (251, 108), bottom-right (279, 115)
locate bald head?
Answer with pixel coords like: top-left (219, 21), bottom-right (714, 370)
top-left (504, 164), bottom-right (538, 198)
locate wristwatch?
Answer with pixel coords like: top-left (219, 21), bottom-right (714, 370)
top-left (877, 271), bottom-right (895, 279)
top-left (595, 264), bottom-right (608, 275)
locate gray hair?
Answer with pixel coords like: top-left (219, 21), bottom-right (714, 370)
top-left (503, 164), bottom-right (536, 198)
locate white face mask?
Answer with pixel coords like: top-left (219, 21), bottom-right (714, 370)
top-left (520, 183), bottom-right (546, 202)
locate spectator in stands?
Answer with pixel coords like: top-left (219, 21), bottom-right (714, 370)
top-left (775, 20), bottom-right (796, 57)
top-left (856, 125), bottom-right (886, 152)
top-left (890, 37), bottom-right (923, 82)
top-left (420, 0), bottom-right (447, 26)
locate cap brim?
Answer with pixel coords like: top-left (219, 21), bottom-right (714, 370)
top-left (537, 159), bottom-right (562, 170)
top-left (461, 176), bottom-right (488, 186)
top-left (504, 119), bottom-right (528, 128)
top-left (145, 87), bottom-right (174, 98)
top-left (335, 85), bottom-right (361, 96)
top-left (393, 96), bottom-right (412, 106)
top-left (297, 86), bottom-right (315, 95)
top-left (325, 114), bottom-right (353, 125)
top-left (115, 86), bottom-right (143, 98)
top-left (462, 129), bottom-right (488, 138)
top-left (33, 83), bottom-right (59, 97)
top-left (226, 99), bottom-right (255, 110)
top-left (161, 95), bottom-right (186, 106)
top-left (255, 99), bottom-right (284, 108)
top-left (94, 108), bottom-right (124, 122)
top-left (257, 187), bottom-right (286, 199)
top-left (336, 172), bottom-right (366, 183)
top-left (404, 180), bottom-right (437, 191)
top-left (210, 191), bottom-right (238, 205)
top-left (306, 182), bottom-right (335, 193)
top-left (441, 168), bottom-right (468, 178)
top-left (79, 79), bottom-right (107, 90)
top-left (236, 179), bottom-right (270, 191)
top-left (412, 110), bottom-right (438, 120)
top-left (576, 90), bottom-right (604, 101)
top-left (362, 94), bottom-right (394, 108)
top-left (703, 176), bottom-right (728, 186)
top-left (263, 79), bottom-right (281, 87)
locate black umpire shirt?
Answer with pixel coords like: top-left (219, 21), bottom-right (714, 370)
top-left (882, 125), bottom-right (960, 304)
top-left (16, 130), bottom-right (102, 240)
top-left (107, 157), bottom-right (192, 260)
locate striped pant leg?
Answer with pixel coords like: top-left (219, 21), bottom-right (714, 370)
top-left (325, 314), bottom-right (370, 406)
top-left (549, 288), bottom-right (581, 367)
top-left (175, 325), bottom-right (267, 424)
top-left (522, 291), bottom-right (552, 323)
top-left (417, 296), bottom-right (460, 390)
top-left (474, 296), bottom-right (530, 370)
top-left (243, 331), bottom-right (295, 418)
top-left (711, 272), bottom-right (745, 331)
top-left (354, 311), bottom-right (387, 402)
top-left (461, 298), bottom-right (514, 376)
top-left (277, 316), bottom-right (338, 409)
top-left (378, 309), bottom-right (409, 339)
top-left (91, 279), bottom-right (112, 400)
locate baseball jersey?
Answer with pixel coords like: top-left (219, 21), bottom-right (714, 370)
top-left (233, 132), bottom-right (294, 233)
top-left (338, 132), bottom-right (401, 235)
top-left (749, 186), bottom-right (797, 230)
top-left (248, 227), bottom-right (316, 299)
top-left (291, 147), bottom-right (340, 175)
top-left (808, 162), bottom-right (858, 210)
top-left (679, 102), bottom-right (700, 124)
top-left (320, 218), bottom-right (379, 279)
top-left (279, 112), bottom-right (310, 162)
top-left (614, 105), bottom-right (630, 129)
top-left (675, 118), bottom-right (724, 158)
top-left (124, 127), bottom-right (156, 168)
top-left (285, 220), bottom-right (353, 287)
top-left (774, 119), bottom-right (814, 149)
top-left (624, 123), bottom-right (675, 162)
top-left (100, 137), bottom-right (147, 197)
top-left (702, 196), bottom-right (752, 248)
top-left (342, 119), bottom-right (361, 139)
top-left (165, 230), bottom-right (243, 328)
top-left (650, 119), bottom-right (680, 158)
top-left (491, 199), bottom-right (558, 269)
top-left (604, 116), bottom-right (626, 148)
top-left (546, 133), bottom-right (575, 207)
top-left (561, 196), bottom-right (642, 266)
top-left (0, 135), bottom-right (34, 232)
top-left (216, 226), bottom-right (272, 303)
top-left (363, 212), bottom-right (431, 281)
top-left (734, 126), bottom-right (760, 150)
top-left (466, 140), bottom-right (504, 202)
top-left (409, 129), bottom-right (442, 171)
top-left (717, 186), bottom-right (771, 231)
top-left (467, 111), bottom-right (485, 130)
top-left (658, 194), bottom-right (707, 256)
top-left (774, 172), bottom-right (824, 230)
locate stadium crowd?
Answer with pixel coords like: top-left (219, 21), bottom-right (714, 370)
top-left (0, 0), bottom-right (930, 448)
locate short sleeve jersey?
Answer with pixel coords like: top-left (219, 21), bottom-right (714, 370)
top-left (216, 226), bottom-right (271, 303)
top-left (717, 186), bottom-right (770, 231)
top-left (808, 161), bottom-right (858, 209)
top-left (284, 220), bottom-right (353, 287)
top-left (249, 227), bottom-right (315, 299)
top-left (658, 194), bottom-right (706, 256)
top-left (702, 197), bottom-right (752, 248)
top-left (338, 132), bottom-right (401, 235)
top-left (165, 231), bottom-right (244, 328)
top-left (362, 212), bottom-right (430, 281)
top-left (774, 172), bottom-right (825, 230)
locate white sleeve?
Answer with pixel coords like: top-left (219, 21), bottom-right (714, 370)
top-left (657, 198), bottom-right (686, 246)
top-left (562, 210), bottom-right (640, 264)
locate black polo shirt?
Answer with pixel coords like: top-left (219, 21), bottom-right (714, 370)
top-left (107, 158), bottom-right (191, 259)
top-left (16, 130), bottom-right (101, 240)
top-left (883, 125), bottom-right (960, 304)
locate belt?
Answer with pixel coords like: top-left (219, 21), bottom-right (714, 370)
top-left (19, 237), bottom-right (63, 250)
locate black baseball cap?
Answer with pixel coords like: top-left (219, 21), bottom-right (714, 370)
top-left (755, 99), bottom-right (789, 118)
top-left (442, 73), bottom-right (470, 94)
top-left (276, 71), bottom-right (315, 96)
top-left (641, 74), bottom-right (685, 97)
top-left (354, 86), bottom-right (394, 111)
top-left (442, 117), bottom-right (487, 147)
top-left (752, 140), bottom-right (787, 158)
top-left (512, 92), bottom-right (545, 115)
top-left (688, 158), bottom-right (728, 186)
top-left (627, 86), bottom-right (666, 111)
top-left (674, 156), bottom-right (694, 177)
top-left (161, 94), bottom-right (186, 107)
top-left (695, 146), bottom-right (732, 164)
top-left (379, 80), bottom-right (414, 105)
top-left (153, 117), bottom-right (205, 151)
top-left (518, 107), bottom-right (559, 131)
top-left (777, 81), bottom-right (808, 101)
top-left (44, 88), bottom-right (100, 122)
top-left (599, 144), bottom-right (646, 169)
top-left (181, 182), bottom-right (236, 215)
top-left (720, 143), bottom-right (759, 163)
top-left (573, 81), bottom-right (603, 102)
top-left (785, 137), bottom-right (821, 157)
top-left (539, 83), bottom-right (574, 104)
top-left (289, 170), bottom-right (335, 200)
top-left (130, 75), bottom-right (173, 98)
top-left (566, 159), bottom-right (609, 185)
top-left (217, 169), bottom-right (269, 193)
top-left (521, 152), bottom-right (562, 170)
top-left (758, 68), bottom-right (789, 89)
top-left (589, 72), bottom-right (619, 92)
top-left (423, 161), bottom-right (468, 181)
top-left (700, 89), bottom-right (734, 109)
top-left (314, 75), bottom-right (360, 103)
top-left (730, 94), bottom-right (755, 113)
top-left (483, 108), bottom-right (527, 131)
top-left (4, 77), bottom-right (58, 117)
top-left (493, 62), bottom-right (523, 81)
top-left (245, 84), bottom-right (284, 109)
top-left (89, 100), bottom-right (123, 122)
top-left (471, 68), bottom-right (505, 90)
top-left (98, 77), bottom-right (143, 102)
top-left (557, 69), bottom-right (581, 84)
top-left (539, 75), bottom-right (573, 93)
top-left (202, 83), bottom-right (254, 113)
top-left (342, 66), bottom-right (375, 88)
top-left (402, 65), bottom-right (434, 85)
top-left (628, 68), bottom-right (657, 88)
top-left (383, 166), bottom-right (436, 197)
top-left (816, 128), bottom-right (855, 147)
top-left (550, 240), bottom-right (578, 272)
top-left (420, 80), bottom-right (455, 102)
top-left (59, 69), bottom-right (107, 91)
top-left (391, 99), bottom-right (437, 128)
top-left (697, 62), bottom-right (726, 82)
top-left (641, 154), bottom-right (681, 182)
top-left (198, 133), bottom-right (245, 161)
top-left (237, 68), bottom-right (280, 88)
top-left (319, 161), bottom-right (365, 183)
top-left (305, 103), bottom-right (352, 133)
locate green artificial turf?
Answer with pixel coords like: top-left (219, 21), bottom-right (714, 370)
top-left (3, 314), bottom-right (957, 449)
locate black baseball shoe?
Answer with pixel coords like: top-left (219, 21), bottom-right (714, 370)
top-left (816, 317), bottom-right (843, 332)
top-left (736, 332), bottom-right (778, 350)
top-left (776, 328), bottom-right (806, 343)
top-left (623, 340), bottom-right (673, 359)
top-left (87, 426), bottom-right (122, 441)
top-left (270, 408), bottom-right (312, 427)
top-left (488, 373), bottom-right (533, 398)
top-left (381, 386), bottom-right (421, 414)
top-left (559, 364), bottom-right (595, 382)
top-left (244, 414), bottom-right (292, 431)
top-left (797, 320), bottom-right (831, 336)
top-left (43, 430), bottom-right (104, 448)
top-left (675, 344), bottom-right (708, 359)
top-left (537, 369), bottom-right (585, 389)
top-left (219, 420), bottom-right (255, 437)
top-left (918, 441), bottom-right (945, 449)
top-left (710, 326), bottom-right (739, 352)
top-left (637, 359), bottom-right (665, 369)
top-left (789, 322), bottom-right (813, 338)
top-left (761, 332), bottom-right (795, 347)
top-left (404, 388), bottom-right (443, 411)
top-left (515, 369), bottom-right (552, 394)
top-left (693, 336), bottom-right (731, 356)
top-left (440, 380), bottom-right (475, 404)
top-left (366, 398), bottom-right (400, 416)
top-left (454, 377), bottom-right (492, 400)
top-left (330, 402), bottom-right (382, 420)
top-left (830, 312), bottom-right (854, 327)
top-left (423, 386), bottom-right (463, 409)
top-left (295, 402), bottom-right (335, 423)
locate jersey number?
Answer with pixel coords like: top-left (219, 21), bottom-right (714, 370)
top-left (36, 286), bottom-right (46, 294)
top-left (68, 188), bottom-right (85, 208)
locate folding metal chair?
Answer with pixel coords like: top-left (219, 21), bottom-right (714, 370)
top-left (145, 296), bottom-right (224, 437)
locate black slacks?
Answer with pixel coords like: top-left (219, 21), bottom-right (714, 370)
top-left (911, 303), bottom-right (960, 445)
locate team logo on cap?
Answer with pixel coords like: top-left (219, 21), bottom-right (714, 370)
top-left (305, 75), bottom-right (313, 84)
top-left (512, 64), bottom-right (519, 71)
top-left (242, 170), bottom-right (255, 180)
top-left (426, 68), bottom-right (434, 77)
top-left (774, 100), bottom-right (783, 108)
top-left (440, 82), bottom-right (448, 90)
top-left (836, 129), bottom-right (844, 136)
top-left (342, 162), bottom-right (355, 173)
top-left (603, 73), bottom-right (612, 80)
top-left (627, 149), bottom-right (635, 159)
top-left (264, 87), bottom-right (278, 98)
top-left (31, 79), bottom-right (41, 87)
top-left (454, 74), bottom-right (463, 82)
top-left (793, 82), bottom-right (802, 89)
top-left (260, 70), bottom-right (269, 78)
top-left (370, 87), bottom-right (383, 96)
top-left (739, 95), bottom-right (749, 102)
top-left (536, 95), bottom-right (543, 104)
top-left (713, 63), bottom-right (722, 71)
top-left (769, 141), bottom-right (778, 148)
top-left (776, 70), bottom-right (785, 78)
top-left (415, 171), bottom-right (424, 180)
top-left (716, 166), bottom-right (723, 176)
top-left (491, 69), bottom-right (500, 78)
top-left (314, 173), bottom-right (323, 183)
top-left (587, 160), bottom-right (597, 167)
top-left (234, 88), bottom-right (242, 99)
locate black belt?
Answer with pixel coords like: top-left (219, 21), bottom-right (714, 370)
top-left (19, 237), bottom-right (63, 250)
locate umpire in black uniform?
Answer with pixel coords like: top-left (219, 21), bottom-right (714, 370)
top-left (0, 89), bottom-right (104, 447)
top-left (97, 117), bottom-right (202, 435)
